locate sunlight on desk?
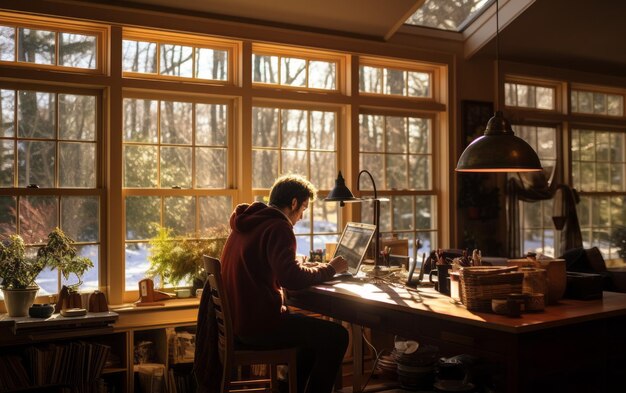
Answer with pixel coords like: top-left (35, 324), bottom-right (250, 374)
top-left (315, 282), bottom-right (489, 324)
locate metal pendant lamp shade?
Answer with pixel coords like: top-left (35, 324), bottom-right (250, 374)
top-left (325, 171), bottom-right (358, 203)
top-left (456, 111), bottom-right (543, 172)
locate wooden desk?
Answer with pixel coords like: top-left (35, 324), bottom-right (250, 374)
top-left (287, 281), bottom-right (626, 392)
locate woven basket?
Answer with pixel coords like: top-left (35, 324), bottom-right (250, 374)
top-left (459, 266), bottom-right (524, 312)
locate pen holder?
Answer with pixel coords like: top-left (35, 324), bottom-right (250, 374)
top-left (309, 250), bottom-right (324, 263)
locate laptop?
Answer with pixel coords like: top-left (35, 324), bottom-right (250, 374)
top-left (332, 222), bottom-right (376, 279)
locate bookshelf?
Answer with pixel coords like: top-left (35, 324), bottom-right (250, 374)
top-left (0, 299), bottom-right (200, 393)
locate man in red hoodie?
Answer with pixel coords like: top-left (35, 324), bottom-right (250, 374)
top-left (221, 174), bottom-right (349, 393)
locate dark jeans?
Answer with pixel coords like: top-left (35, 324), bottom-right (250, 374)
top-left (237, 313), bottom-right (349, 393)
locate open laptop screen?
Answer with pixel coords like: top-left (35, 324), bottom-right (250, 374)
top-left (333, 222), bottom-right (376, 275)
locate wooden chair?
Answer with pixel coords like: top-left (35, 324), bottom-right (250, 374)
top-left (203, 255), bottom-right (298, 393)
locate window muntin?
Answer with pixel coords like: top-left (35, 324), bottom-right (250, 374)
top-left (252, 53), bottom-right (337, 90)
top-left (571, 90), bottom-right (624, 117)
top-left (505, 82), bottom-right (555, 110)
top-left (0, 86), bottom-right (100, 295)
top-left (251, 106), bottom-right (337, 190)
top-left (359, 65), bottom-right (431, 98)
top-left (0, 23), bottom-right (99, 70)
top-left (122, 97), bottom-right (228, 189)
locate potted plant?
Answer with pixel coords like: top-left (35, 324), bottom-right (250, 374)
top-left (0, 227), bottom-right (93, 317)
top-left (147, 225), bottom-right (228, 294)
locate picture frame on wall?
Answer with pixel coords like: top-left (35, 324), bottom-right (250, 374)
top-left (461, 100), bottom-right (494, 147)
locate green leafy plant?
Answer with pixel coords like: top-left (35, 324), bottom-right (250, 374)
top-left (0, 227), bottom-right (93, 290)
top-left (148, 225), bottom-right (229, 288)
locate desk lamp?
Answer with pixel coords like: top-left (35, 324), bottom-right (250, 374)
top-left (326, 170), bottom-right (388, 275)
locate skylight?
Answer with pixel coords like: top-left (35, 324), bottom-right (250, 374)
top-left (405, 0), bottom-right (494, 32)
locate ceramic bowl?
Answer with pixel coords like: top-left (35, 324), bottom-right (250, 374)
top-left (491, 298), bottom-right (509, 315)
top-left (28, 303), bottom-right (55, 318)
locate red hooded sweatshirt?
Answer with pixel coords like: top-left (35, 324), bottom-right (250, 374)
top-left (220, 202), bottom-right (337, 337)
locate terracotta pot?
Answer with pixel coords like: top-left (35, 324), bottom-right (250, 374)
top-left (2, 286), bottom-right (39, 317)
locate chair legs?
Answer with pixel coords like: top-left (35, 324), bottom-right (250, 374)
top-left (223, 349), bottom-right (298, 392)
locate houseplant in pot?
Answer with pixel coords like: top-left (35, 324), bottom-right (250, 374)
top-left (147, 225), bottom-right (228, 295)
top-left (0, 227), bottom-right (93, 317)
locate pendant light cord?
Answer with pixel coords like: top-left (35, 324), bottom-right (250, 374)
top-left (495, 0), bottom-right (500, 111)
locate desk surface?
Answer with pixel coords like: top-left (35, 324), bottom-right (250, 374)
top-left (289, 280), bottom-right (626, 334)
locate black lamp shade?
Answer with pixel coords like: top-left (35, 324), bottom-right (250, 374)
top-left (325, 171), bottom-right (358, 202)
top-left (456, 111), bottom-right (543, 172)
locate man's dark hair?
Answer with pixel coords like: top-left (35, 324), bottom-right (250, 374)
top-left (269, 174), bottom-right (317, 209)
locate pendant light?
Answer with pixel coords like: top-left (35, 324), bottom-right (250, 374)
top-left (456, 0), bottom-right (542, 172)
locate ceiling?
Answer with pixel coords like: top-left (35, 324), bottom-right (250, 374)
top-left (118, 0), bottom-right (423, 40)
top-left (480, 0), bottom-right (626, 77)
top-left (113, 0), bottom-right (626, 76)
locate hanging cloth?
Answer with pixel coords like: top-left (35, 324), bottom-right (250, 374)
top-left (507, 171), bottom-right (582, 257)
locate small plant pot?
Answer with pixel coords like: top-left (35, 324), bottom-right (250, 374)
top-left (2, 286), bottom-right (39, 317)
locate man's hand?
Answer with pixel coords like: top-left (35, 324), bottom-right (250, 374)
top-left (328, 256), bottom-right (348, 273)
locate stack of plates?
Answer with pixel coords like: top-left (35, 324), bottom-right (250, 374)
top-left (391, 342), bottom-right (438, 390)
top-left (375, 354), bottom-right (398, 379)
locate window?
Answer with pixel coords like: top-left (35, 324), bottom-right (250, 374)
top-left (252, 45), bottom-right (342, 91)
top-left (404, 0), bottom-right (493, 32)
top-left (359, 113), bottom-right (437, 256)
top-left (505, 82), bottom-right (555, 110)
top-left (508, 75), bottom-right (626, 265)
top-left (122, 28), bottom-right (237, 83)
top-left (252, 105), bottom-right (340, 254)
top-left (571, 89), bottom-right (624, 116)
top-left (572, 128), bottom-right (626, 260)
top-left (0, 16), bottom-right (105, 72)
top-left (516, 125), bottom-right (558, 256)
top-left (123, 95), bottom-right (233, 289)
top-left (0, 86), bottom-right (101, 296)
top-left (359, 65), bottom-right (431, 98)
top-left (1, 11), bottom-right (449, 303)
top-left (252, 106), bottom-right (337, 189)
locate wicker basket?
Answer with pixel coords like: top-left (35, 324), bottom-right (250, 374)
top-left (459, 266), bottom-right (524, 312)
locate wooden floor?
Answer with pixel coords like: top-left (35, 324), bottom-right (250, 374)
top-left (336, 360), bottom-right (410, 393)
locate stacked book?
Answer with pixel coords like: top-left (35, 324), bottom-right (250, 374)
top-left (27, 341), bottom-right (111, 392)
top-left (0, 355), bottom-right (31, 391)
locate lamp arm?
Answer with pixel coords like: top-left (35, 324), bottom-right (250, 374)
top-left (357, 169), bottom-right (381, 268)
top-left (357, 169), bottom-right (377, 199)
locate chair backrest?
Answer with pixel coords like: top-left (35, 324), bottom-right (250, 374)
top-left (203, 255), bottom-right (234, 372)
